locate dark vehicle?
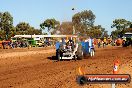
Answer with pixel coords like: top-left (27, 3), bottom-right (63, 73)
top-left (122, 33), bottom-right (132, 47)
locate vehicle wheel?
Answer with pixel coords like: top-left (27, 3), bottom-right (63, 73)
top-left (74, 54), bottom-right (77, 61)
top-left (57, 54), bottom-right (61, 61)
top-left (90, 49), bottom-right (95, 57)
top-left (77, 45), bottom-right (83, 60)
top-left (56, 49), bottom-right (61, 61)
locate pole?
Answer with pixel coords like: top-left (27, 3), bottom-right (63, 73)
top-left (72, 8), bottom-right (75, 35)
top-left (73, 26), bottom-right (75, 34)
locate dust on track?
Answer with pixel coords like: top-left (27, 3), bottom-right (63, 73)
top-left (0, 46), bottom-right (131, 88)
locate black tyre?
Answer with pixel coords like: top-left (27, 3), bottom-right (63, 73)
top-left (90, 48), bottom-right (95, 57)
top-left (73, 55), bottom-right (77, 61)
top-left (76, 45), bottom-right (83, 60)
top-left (57, 54), bottom-right (60, 61)
top-left (56, 49), bottom-right (60, 61)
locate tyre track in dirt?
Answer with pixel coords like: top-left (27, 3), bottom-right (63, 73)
top-left (0, 46), bottom-right (131, 88)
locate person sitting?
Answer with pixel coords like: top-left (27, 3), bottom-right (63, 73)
top-left (66, 39), bottom-right (74, 51)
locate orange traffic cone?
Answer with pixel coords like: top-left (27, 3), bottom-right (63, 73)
top-left (113, 60), bottom-right (120, 74)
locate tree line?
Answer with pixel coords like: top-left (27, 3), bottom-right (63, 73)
top-left (2, 10), bottom-right (131, 41)
top-left (0, 12), bottom-right (42, 40)
top-left (40, 10), bottom-right (109, 38)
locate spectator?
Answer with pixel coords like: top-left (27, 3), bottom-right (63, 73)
top-left (10, 42), bottom-right (14, 48)
top-left (8, 41), bottom-right (11, 49)
top-left (2, 41), bottom-right (5, 49)
top-left (102, 41), bottom-right (105, 48)
top-left (97, 39), bottom-right (101, 48)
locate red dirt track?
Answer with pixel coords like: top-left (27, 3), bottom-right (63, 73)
top-left (0, 46), bottom-right (132, 88)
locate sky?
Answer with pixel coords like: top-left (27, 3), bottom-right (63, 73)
top-left (0, 0), bottom-right (132, 35)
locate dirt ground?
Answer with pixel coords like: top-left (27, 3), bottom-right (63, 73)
top-left (0, 46), bottom-right (132, 88)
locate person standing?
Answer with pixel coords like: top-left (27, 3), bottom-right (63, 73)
top-left (102, 41), bottom-right (105, 48)
top-left (2, 41), bottom-right (5, 49)
top-left (97, 39), bottom-right (101, 48)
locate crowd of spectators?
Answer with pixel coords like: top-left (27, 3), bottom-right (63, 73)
top-left (1, 41), bottom-right (29, 49)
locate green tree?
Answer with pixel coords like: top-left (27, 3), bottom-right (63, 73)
top-left (72, 10), bottom-right (96, 34)
top-left (71, 10), bottom-right (109, 38)
top-left (27, 27), bottom-right (42, 35)
top-left (16, 22), bottom-right (42, 35)
top-left (16, 22), bottom-right (30, 35)
top-left (40, 18), bottom-right (60, 34)
top-left (125, 23), bottom-right (132, 32)
top-left (33, 29), bottom-right (42, 35)
top-left (103, 30), bottom-right (108, 37)
top-left (111, 30), bottom-right (121, 39)
top-left (0, 12), bottom-right (13, 40)
top-left (111, 19), bottom-right (132, 38)
top-left (52, 22), bottom-right (73, 35)
top-left (0, 30), bottom-right (5, 40)
top-left (111, 19), bottom-right (131, 30)
top-left (87, 25), bottom-right (107, 38)
top-left (9, 26), bottom-right (16, 38)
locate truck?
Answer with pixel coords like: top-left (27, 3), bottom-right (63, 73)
top-left (122, 32), bottom-right (132, 47)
